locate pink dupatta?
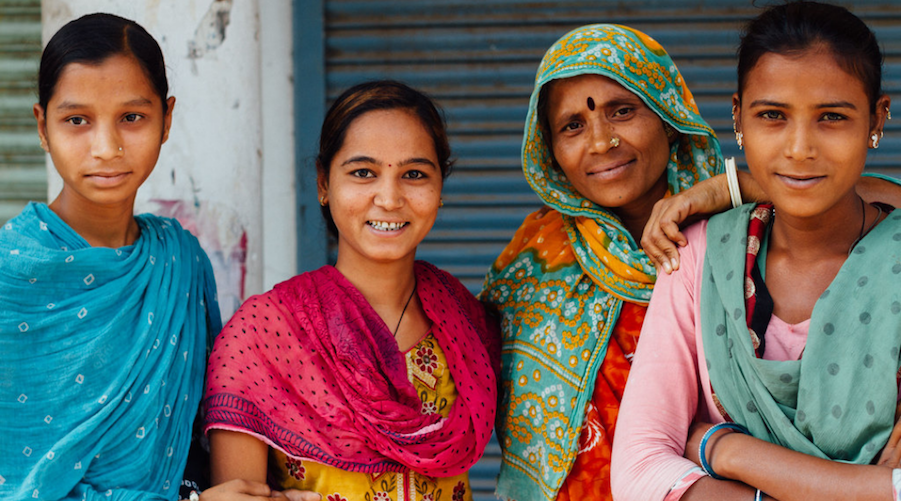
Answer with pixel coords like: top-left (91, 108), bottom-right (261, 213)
top-left (204, 261), bottom-right (499, 477)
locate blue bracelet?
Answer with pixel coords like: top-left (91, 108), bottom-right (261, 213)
top-left (698, 422), bottom-right (750, 480)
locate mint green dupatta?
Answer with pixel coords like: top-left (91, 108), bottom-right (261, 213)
top-left (702, 205), bottom-right (901, 463)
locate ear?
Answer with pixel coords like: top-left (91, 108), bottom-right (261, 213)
top-left (871, 94), bottom-right (891, 138)
top-left (33, 103), bottom-right (49, 152)
top-left (731, 93), bottom-right (742, 133)
top-left (161, 96), bottom-right (176, 144)
top-left (316, 164), bottom-right (329, 205)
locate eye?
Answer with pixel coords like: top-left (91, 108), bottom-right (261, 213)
top-left (821, 112), bottom-right (846, 122)
top-left (560, 121), bottom-right (582, 133)
top-left (403, 170), bottom-right (427, 180)
top-left (612, 106), bottom-right (634, 118)
top-left (65, 116), bottom-right (87, 126)
top-left (123, 113), bottom-right (144, 123)
top-left (350, 168), bottom-right (374, 179)
top-left (758, 110), bottom-right (784, 120)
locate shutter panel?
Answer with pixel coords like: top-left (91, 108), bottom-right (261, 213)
top-left (321, 2), bottom-right (901, 498)
top-left (0, 0), bottom-right (44, 224)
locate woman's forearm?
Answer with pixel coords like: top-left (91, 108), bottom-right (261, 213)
top-left (715, 432), bottom-right (893, 501)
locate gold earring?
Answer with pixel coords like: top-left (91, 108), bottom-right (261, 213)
top-left (319, 196), bottom-right (327, 206)
top-left (886, 107), bottom-right (892, 120)
top-left (871, 133), bottom-right (880, 149)
top-left (735, 131), bottom-right (743, 150)
top-left (439, 198), bottom-right (444, 208)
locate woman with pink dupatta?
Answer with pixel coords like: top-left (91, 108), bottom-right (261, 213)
top-left (203, 80), bottom-right (500, 501)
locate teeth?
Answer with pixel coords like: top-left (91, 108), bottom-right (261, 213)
top-left (369, 221), bottom-right (406, 231)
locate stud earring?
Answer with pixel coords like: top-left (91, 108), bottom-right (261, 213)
top-left (610, 136), bottom-right (620, 148)
top-left (871, 133), bottom-right (880, 149)
top-left (319, 196), bottom-right (327, 206)
top-left (439, 198), bottom-right (444, 208)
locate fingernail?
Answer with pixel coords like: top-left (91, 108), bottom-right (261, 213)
top-left (662, 261), bottom-right (672, 274)
top-left (670, 258), bottom-right (679, 271)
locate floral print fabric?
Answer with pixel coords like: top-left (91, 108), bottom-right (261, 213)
top-left (269, 333), bottom-right (472, 501)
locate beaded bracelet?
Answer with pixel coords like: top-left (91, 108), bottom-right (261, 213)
top-left (698, 422), bottom-right (750, 480)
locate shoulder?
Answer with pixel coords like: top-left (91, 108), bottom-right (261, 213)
top-left (493, 207), bottom-right (564, 268)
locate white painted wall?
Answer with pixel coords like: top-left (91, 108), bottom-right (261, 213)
top-left (41, 0), bottom-right (297, 319)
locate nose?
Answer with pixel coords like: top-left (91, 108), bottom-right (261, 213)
top-left (784, 122), bottom-right (816, 161)
top-left (373, 177), bottom-right (404, 210)
top-left (91, 123), bottom-right (124, 160)
top-left (587, 119), bottom-right (618, 154)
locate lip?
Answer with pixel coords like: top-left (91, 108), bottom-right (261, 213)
top-left (586, 159), bottom-right (634, 180)
top-left (775, 173), bottom-right (825, 189)
top-left (84, 172), bottom-right (131, 188)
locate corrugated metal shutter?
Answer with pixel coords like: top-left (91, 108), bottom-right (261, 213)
top-left (0, 0), bottom-right (44, 224)
top-left (313, 1), bottom-right (901, 498)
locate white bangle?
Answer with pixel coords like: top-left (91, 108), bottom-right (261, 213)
top-left (189, 491), bottom-right (200, 501)
top-left (755, 489), bottom-right (763, 501)
top-left (725, 157), bottom-right (742, 208)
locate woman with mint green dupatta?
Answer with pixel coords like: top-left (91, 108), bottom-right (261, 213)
top-left (612, 3), bottom-right (901, 500)
top-left (481, 24), bottom-right (721, 501)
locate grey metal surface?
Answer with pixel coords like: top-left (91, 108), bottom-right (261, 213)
top-left (0, 0), bottom-right (44, 224)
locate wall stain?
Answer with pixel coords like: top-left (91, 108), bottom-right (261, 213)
top-left (187, 0), bottom-right (233, 59)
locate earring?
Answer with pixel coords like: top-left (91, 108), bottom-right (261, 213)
top-left (735, 131), bottom-right (743, 150)
top-left (439, 198), bottom-right (444, 208)
top-left (610, 136), bottom-right (620, 148)
top-left (319, 196), bottom-right (327, 206)
top-left (871, 133), bottom-right (880, 149)
top-left (886, 107), bottom-right (892, 121)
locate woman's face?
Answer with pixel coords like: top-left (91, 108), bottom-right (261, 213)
top-left (545, 73), bottom-right (671, 212)
top-left (735, 48), bottom-right (889, 219)
top-left (34, 54), bottom-right (174, 209)
top-left (320, 109), bottom-right (443, 268)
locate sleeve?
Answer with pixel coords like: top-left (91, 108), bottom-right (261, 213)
top-left (610, 222), bottom-right (709, 501)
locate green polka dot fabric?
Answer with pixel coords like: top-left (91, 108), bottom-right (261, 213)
top-left (701, 205), bottom-right (901, 463)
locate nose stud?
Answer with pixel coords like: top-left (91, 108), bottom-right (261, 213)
top-left (610, 136), bottom-right (620, 148)
top-left (118, 147), bottom-right (123, 152)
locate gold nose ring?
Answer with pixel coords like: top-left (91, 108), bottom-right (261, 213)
top-left (610, 136), bottom-right (620, 148)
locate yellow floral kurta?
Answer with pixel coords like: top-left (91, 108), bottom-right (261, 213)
top-left (269, 333), bottom-right (472, 501)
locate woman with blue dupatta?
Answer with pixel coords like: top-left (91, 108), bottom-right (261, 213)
top-left (0, 14), bottom-right (221, 500)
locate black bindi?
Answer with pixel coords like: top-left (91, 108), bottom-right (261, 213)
top-left (587, 97), bottom-right (595, 111)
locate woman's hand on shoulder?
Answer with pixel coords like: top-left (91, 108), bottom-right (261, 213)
top-left (642, 175), bottom-right (728, 274)
top-left (195, 479), bottom-right (322, 501)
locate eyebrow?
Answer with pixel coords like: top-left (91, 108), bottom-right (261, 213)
top-left (54, 97), bottom-right (155, 111)
top-left (340, 156), bottom-right (437, 168)
top-left (748, 99), bottom-right (858, 110)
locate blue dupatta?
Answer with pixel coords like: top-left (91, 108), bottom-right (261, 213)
top-left (0, 203), bottom-right (220, 501)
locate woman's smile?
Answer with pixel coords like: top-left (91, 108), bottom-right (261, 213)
top-left (367, 220), bottom-right (409, 232)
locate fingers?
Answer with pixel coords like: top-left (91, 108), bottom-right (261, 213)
top-left (281, 490), bottom-right (323, 501)
top-left (200, 479), bottom-right (274, 501)
top-left (877, 416), bottom-right (901, 466)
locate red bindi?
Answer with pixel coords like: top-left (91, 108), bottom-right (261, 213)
top-left (587, 97), bottom-right (595, 111)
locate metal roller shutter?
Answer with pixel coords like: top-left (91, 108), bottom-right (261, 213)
top-left (0, 0), bottom-right (43, 224)
top-left (296, 1), bottom-right (901, 498)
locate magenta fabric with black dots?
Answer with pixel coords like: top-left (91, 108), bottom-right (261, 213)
top-left (203, 261), bottom-right (500, 477)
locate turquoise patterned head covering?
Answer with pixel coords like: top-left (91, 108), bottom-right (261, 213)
top-left (524, 23), bottom-right (723, 220)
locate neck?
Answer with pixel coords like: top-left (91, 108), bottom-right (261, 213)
top-left (335, 254), bottom-right (417, 314)
top-left (769, 192), bottom-right (867, 260)
top-left (49, 190), bottom-right (139, 248)
top-left (615, 172), bottom-right (669, 245)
